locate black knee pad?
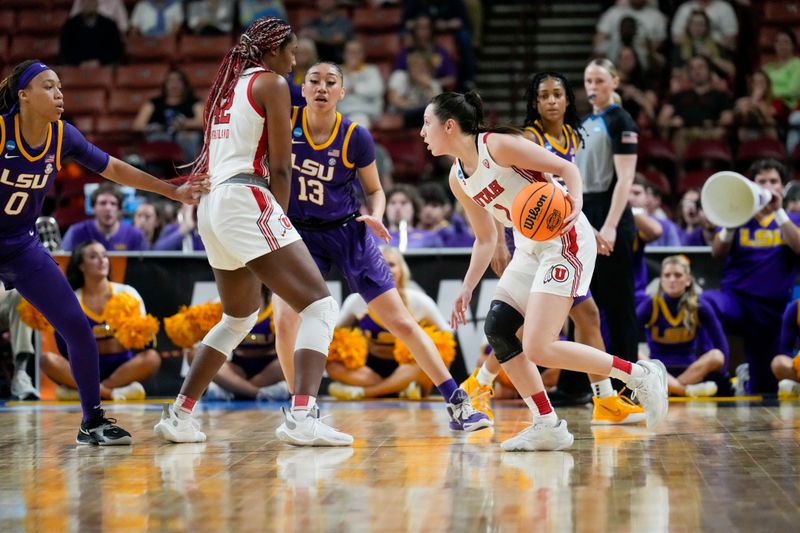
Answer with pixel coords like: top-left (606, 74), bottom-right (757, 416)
top-left (484, 300), bottom-right (525, 363)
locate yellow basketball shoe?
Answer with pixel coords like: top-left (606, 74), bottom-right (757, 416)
top-left (460, 369), bottom-right (494, 421)
top-left (591, 391), bottom-right (646, 425)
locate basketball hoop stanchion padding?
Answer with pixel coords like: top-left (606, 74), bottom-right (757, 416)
top-left (701, 171), bottom-right (773, 228)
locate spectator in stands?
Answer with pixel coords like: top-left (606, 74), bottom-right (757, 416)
top-left (60, 0), bottom-right (124, 66)
top-left (671, 10), bottom-right (735, 81)
top-left (416, 182), bottom-right (475, 248)
top-left (300, 0), bottom-right (353, 63)
top-left (153, 204), bottom-right (204, 251)
top-left (239, 0), bottom-right (287, 29)
top-left (133, 201), bottom-right (164, 248)
top-left (402, 0), bottom-right (475, 89)
top-left (643, 179), bottom-right (681, 246)
top-left (785, 182), bottom-right (800, 214)
top-left (657, 55), bottom-right (733, 155)
top-left (677, 188), bottom-right (714, 246)
top-left (670, 0), bottom-right (738, 51)
top-left (0, 288), bottom-right (38, 400)
top-left (762, 28), bottom-right (800, 110)
top-left (733, 70), bottom-right (784, 142)
top-left (594, 0), bottom-right (667, 56)
top-left (70, 0), bottom-right (129, 34)
top-left (129, 0), bottom-right (183, 37)
top-left (388, 51), bottom-right (442, 128)
top-left (616, 45), bottom-right (657, 129)
top-left (288, 38), bottom-right (318, 107)
top-left (340, 39), bottom-right (385, 129)
top-left (187, 0), bottom-right (235, 35)
top-left (384, 185), bottom-right (430, 249)
top-left (702, 159), bottom-right (800, 393)
top-left (62, 183), bottom-right (148, 251)
top-left (395, 15), bottom-right (458, 91)
top-left (132, 69), bottom-right (203, 161)
top-left (596, 15), bottom-right (657, 72)
top-left (41, 241), bottom-right (161, 401)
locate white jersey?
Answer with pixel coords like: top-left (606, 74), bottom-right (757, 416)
top-left (208, 67), bottom-right (271, 188)
top-left (454, 132), bottom-right (566, 255)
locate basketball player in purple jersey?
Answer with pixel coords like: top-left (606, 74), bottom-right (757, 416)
top-left (0, 60), bottom-right (205, 444)
top-left (272, 62), bottom-right (491, 432)
top-left (463, 72), bottom-right (645, 426)
top-left (701, 159), bottom-right (800, 393)
top-left (637, 255), bottom-right (728, 397)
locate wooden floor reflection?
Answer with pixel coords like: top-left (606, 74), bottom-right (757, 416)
top-left (1, 399), bottom-right (799, 532)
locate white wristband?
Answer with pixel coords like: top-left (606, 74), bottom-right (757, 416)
top-left (631, 207), bottom-right (645, 216)
top-left (775, 208), bottom-right (790, 226)
top-left (718, 228), bottom-right (734, 243)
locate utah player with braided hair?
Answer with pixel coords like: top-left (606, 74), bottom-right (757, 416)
top-left (154, 18), bottom-right (353, 446)
top-left (0, 59), bottom-right (205, 445)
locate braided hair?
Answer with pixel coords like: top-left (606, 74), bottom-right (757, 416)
top-left (0, 60), bottom-right (39, 114)
top-left (523, 71), bottom-right (583, 146)
top-left (190, 17), bottom-right (294, 176)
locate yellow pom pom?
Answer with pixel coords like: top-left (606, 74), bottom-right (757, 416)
top-left (188, 301), bottom-right (223, 337)
top-left (793, 354), bottom-right (800, 381)
top-left (16, 298), bottom-right (53, 333)
top-left (103, 292), bottom-right (141, 331)
top-left (164, 302), bottom-right (223, 348)
top-left (394, 325), bottom-right (456, 367)
top-left (114, 314), bottom-right (160, 350)
top-left (328, 327), bottom-right (368, 370)
top-left (164, 306), bottom-right (197, 348)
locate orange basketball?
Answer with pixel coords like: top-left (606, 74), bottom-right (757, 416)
top-left (511, 182), bottom-right (572, 241)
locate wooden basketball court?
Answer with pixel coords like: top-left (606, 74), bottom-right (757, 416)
top-left (1, 399), bottom-right (798, 532)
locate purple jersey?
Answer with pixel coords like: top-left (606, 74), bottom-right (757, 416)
top-left (778, 299), bottom-right (800, 356)
top-left (719, 213), bottom-right (800, 302)
top-left (632, 231), bottom-right (648, 295)
top-left (62, 219), bottom-right (147, 251)
top-left (287, 106), bottom-right (376, 223)
top-left (525, 121), bottom-right (579, 162)
top-left (637, 292), bottom-right (728, 367)
top-left (0, 114), bottom-right (108, 238)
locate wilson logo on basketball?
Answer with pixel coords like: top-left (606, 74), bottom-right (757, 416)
top-left (545, 210), bottom-right (563, 232)
top-left (523, 194), bottom-right (548, 230)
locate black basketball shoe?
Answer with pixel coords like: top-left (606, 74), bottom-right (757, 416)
top-left (76, 411), bottom-right (133, 446)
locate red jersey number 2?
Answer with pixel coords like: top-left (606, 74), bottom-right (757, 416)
top-left (213, 97), bottom-right (233, 125)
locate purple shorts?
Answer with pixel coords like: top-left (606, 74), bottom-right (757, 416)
top-left (98, 352), bottom-right (132, 381)
top-left (298, 219), bottom-right (395, 303)
top-left (230, 354), bottom-right (277, 378)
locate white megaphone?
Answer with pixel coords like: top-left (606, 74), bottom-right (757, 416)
top-left (701, 171), bottom-right (773, 228)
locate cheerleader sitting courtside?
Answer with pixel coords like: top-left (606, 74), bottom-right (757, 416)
top-left (637, 255), bottom-right (728, 397)
top-left (327, 247), bottom-right (452, 400)
top-left (771, 299), bottom-right (800, 398)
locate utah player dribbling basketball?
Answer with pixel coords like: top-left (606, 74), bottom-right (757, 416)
top-left (420, 91), bottom-right (668, 450)
top-left (154, 18), bottom-right (352, 446)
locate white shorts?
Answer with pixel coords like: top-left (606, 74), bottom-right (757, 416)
top-left (197, 183), bottom-right (302, 271)
top-left (496, 213), bottom-right (596, 311)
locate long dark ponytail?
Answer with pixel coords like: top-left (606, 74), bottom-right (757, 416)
top-left (0, 59), bottom-right (40, 115)
top-left (429, 91), bottom-right (523, 136)
top-left (523, 71), bottom-right (584, 146)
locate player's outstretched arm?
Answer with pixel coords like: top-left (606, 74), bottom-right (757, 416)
top-left (100, 157), bottom-right (209, 205)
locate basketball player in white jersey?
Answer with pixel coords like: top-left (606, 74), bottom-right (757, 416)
top-left (420, 91), bottom-right (669, 451)
top-left (154, 17), bottom-right (352, 446)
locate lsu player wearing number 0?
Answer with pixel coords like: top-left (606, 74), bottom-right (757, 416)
top-left (272, 62), bottom-right (492, 433)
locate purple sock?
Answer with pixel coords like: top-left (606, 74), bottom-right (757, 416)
top-left (15, 250), bottom-right (103, 422)
top-left (437, 378), bottom-right (458, 402)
